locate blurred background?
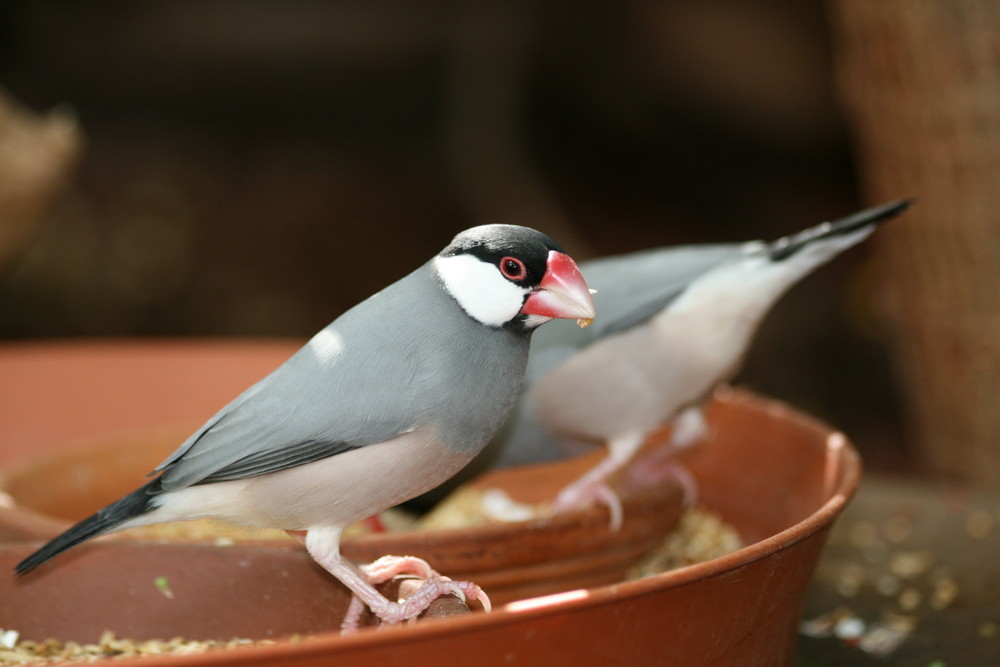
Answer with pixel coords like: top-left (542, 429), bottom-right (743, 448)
top-left (4, 4), bottom-right (1000, 663)
top-left (0, 0), bottom-right (942, 476)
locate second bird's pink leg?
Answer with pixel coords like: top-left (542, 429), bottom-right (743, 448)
top-left (552, 431), bottom-right (646, 531)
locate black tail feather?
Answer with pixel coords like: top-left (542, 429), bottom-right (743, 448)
top-left (769, 199), bottom-right (913, 262)
top-left (15, 481), bottom-right (158, 575)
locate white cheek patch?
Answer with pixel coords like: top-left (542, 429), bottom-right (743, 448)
top-left (433, 254), bottom-right (529, 327)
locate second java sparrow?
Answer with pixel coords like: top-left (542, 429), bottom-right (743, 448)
top-left (479, 200), bottom-right (911, 529)
top-left (15, 224), bottom-right (596, 632)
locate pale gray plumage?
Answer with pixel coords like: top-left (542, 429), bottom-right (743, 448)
top-left (16, 223), bottom-right (596, 629)
top-left (442, 201), bottom-right (911, 519)
top-left (156, 262), bottom-right (523, 491)
top-left (490, 244), bottom-right (743, 465)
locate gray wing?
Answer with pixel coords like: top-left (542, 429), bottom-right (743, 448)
top-left (530, 242), bottom-right (745, 351)
top-left (151, 268), bottom-right (443, 492)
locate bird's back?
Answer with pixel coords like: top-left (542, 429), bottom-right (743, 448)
top-left (155, 262), bottom-right (531, 492)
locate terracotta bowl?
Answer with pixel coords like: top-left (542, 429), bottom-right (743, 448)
top-left (0, 384), bottom-right (860, 666)
top-left (0, 427), bottom-right (192, 542)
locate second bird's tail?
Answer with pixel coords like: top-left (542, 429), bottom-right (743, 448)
top-left (768, 199), bottom-right (913, 262)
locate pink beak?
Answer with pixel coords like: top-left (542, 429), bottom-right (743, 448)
top-left (521, 251), bottom-right (596, 322)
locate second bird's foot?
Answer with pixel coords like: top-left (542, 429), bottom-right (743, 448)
top-left (552, 480), bottom-right (624, 531)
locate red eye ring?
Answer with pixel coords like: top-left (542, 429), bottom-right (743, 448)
top-left (499, 256), bottom-right (527, 280)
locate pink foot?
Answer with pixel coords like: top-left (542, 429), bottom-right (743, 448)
top-left (381, 577), bottom-right (491, 625)
top-left (342, 576), bottom-right (491, 633)
top-left (549, 431), bottom-right (646, 531)
top-left (340, 555), bottom-right (491, 633)
top-left (626, 455), bottom-right (699, 507)
top-left (302, 530), bottom-right (492, 634)
top-left (552, 478), bottom-right (624, 532)
top-left (363, 555), bottom-right (437, 583)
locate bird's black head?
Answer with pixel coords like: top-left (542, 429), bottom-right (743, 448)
top-left (443, 224), bottom-right (563, 288)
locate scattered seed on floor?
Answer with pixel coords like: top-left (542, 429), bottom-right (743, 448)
top-left (929, 577), bottom-right (959, 610)
top-left (977, 621), bottom-right (998, 640)
top-left (897, 586), bottom-right (922, 612)
top-left (888, 551), bottom-right (933, 580)
top-left (848, 520), bottom-right (879, 549)
top-left (883, 514), bottom-right (913, 544)
top-left (964, 510), bottom-right (993, 539)
top-left (875, 574), bottom-right (901, 597)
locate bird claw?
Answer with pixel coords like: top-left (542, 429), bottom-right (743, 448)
top-left (416, 577), bottom-right (492, 612)
top-left (340, 557), bottom-right (491, 633)
top-left (448, 579), bottom-right (492, 613)
top-left (369, 576), bottom-right (491, 628)
top-left (552, 479), bottom-right (624, 532)
top-left (627, 447), bottom-right (700, 507)
top-left (361, 555), bottom-right (437, 583)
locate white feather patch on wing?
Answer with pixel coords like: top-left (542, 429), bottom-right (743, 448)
top-left (307, 326), bottom-right (347, 364)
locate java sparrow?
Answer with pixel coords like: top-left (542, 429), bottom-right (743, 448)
top-left (473, 200), bottom-right (911, 529)
top-left (15, 224), bottom-right (596, 631)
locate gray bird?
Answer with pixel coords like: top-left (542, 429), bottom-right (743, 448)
top-left (15, 224), bottom-right (596, 632)
top-left (469, 200), bottom-right (911, 529)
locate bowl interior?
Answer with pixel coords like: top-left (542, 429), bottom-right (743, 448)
top-left (0, 429), bottom-right (181, 522)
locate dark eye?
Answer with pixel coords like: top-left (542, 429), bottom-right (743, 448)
top-left (499, 256), bottom-right (527, 281)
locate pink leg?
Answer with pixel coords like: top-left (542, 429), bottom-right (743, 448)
top-left (552, 431), bottom-right (644, 532)
top-left (339, 554), bottom-right (439, 628)
top-left (626, 409), bottom-right (705, 506)
top-left (552, 458), bottom-right (624, 531)
top-left (669, 406), bottom-right (709, 450)
top-left (340, 592), bottom-right (370, 632)
top-left (303, 529), bottom-right (491, 634)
